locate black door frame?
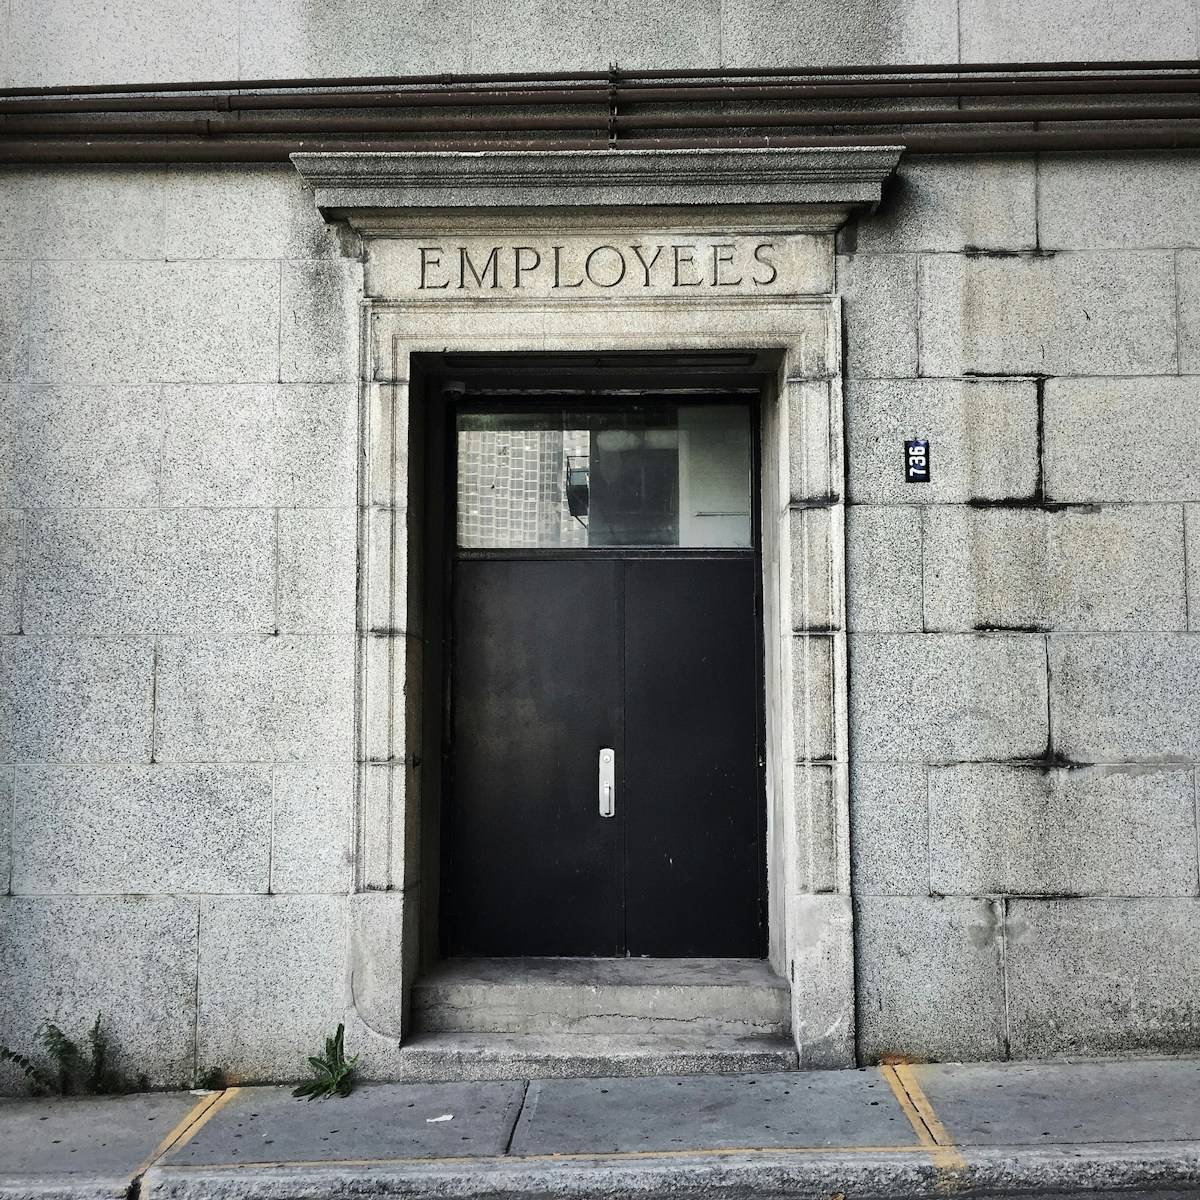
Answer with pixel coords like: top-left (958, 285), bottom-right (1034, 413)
top-left (413, 352), bottom-right (771, 963)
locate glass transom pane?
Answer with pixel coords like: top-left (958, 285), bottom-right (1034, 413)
top-left (455, 403), bottom-right (753, 549)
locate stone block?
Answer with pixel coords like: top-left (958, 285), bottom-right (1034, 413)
top-left (786, 380), bottom-right (840, 506)
top-left (196, 895), bottom-right (348, 1082)
top-left (28, 260), bottom-right (279, 385)
top-left (1174, 251), bottom-right (1200, 373)
top-left (271, 762), bottom-right (355, 893)
top-left (348, 892), bottom-right (412, 1040)
top-left (1006, 898), bottom-right (1200, 1057)
top-left (788, 893), bottom-right (855, 1067)
top-left (14, 384), bottom-right (161, 507)
top-left (0, 168), bottom-right (167, 261)
top-left (161, 385), bottom-right (277, 507)
top-left (164, 166), bottom-right (336, 261)
top-left (1050, 633), bottom-right (1200, 760)
top-left (793, 763), bottom-right (839, 893)
top-left (0, 262), bottom-right (28, 382)
top-left (2, 636), bottom-right (153, 763)
top-left (790, 635), bottom-right (835, 761)
top-left (154, 637), bottom-right (274, 763)
top-left (1044, 377), bottom-right (1200, 502)
top-left (836, 254), bottom-right (918, 379)
top-left (845, 378), bottom-right (1038, 504)
top-left (154, 635), bottom-right (354, 763)
top-left (919, 252), bottom-right (1177, 377)
top-left (849, 633), bottom-right (1048, 762)
top-left (845, 505), bottom-right (923, 632)
top-left (0, 766), bottom-right (11, 892)
top-left (929, 763), bottom-right (1198, 897)
top-left (280, 260), bottom-right (361, 384)
top-left (610, 0), bottom-right (721, 69)
top-left (0, 896), bottom-right (198, 1090)
top-left (277, 507), bottom-right (358, 634)
top-left (464, 0), bottom-right (610, 72)
top-left (1039, 154), bottom-right (1200, 250)
top-left (855, 895), bottom-right (1006, 1063)
top-left (850, 762), bottom-right (929, 895)
top-left (1189, 506), bottom-right (1200, 632)
top-left (960, 0), bottom-right (1198, 62)
top-left (923, 506), bottom-right (1186, 632)
top-left (22, 509), bottom-right (275, 635)
top-left (273, 636), bottom-right (356, 761)
top-left (722, 0), bottom-right (956, 68)
top-left (276, 384), bottom-right (359, 507)
top-left (10, 764), bottom-right (271, 894)
top-left (852, 155), bottom-right (1036, 253)
top-left (238, 0), bottom-right (468, 79)
top-left (789, 506), bottom-right (843, 633)
top-left (1, 510), bottom-right (18, 634)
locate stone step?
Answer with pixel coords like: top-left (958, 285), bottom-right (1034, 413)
top-left (410, 957), bottom-right (792, 1038)
top-left (394, 1032), bottom-right (799, 1082)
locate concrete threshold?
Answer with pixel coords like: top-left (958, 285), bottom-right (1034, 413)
top-left (3, 1058), bottom-right (1200, 1200)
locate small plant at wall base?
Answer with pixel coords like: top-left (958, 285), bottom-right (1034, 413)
top-left (293, 1023), bottom-right (358, 1100)
top-left (0, 1014), bottom-right (149, 1096)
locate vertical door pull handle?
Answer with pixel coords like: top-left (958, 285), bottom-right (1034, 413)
top-left (598, 748), bottom-right (615, 818)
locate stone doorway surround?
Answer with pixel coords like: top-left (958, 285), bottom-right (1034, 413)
top-left (291, 146), bottom-right (902, 1074)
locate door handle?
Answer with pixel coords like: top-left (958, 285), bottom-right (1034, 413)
top-left (598, 748), bottom-right (615, 818)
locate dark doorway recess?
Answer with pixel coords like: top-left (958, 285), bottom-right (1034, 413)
top-left (414, 353), bottom-right (770, 961)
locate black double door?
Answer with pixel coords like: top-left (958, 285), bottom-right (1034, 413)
top-left (445, 552), bottom-right (764, 958)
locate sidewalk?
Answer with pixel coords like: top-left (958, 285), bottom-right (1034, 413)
top-left (3, 1057), bottom-right (1199, 1200)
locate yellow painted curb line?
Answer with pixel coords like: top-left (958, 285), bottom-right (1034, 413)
top-left (879, 1063), bottom-right (967, 1191)
top-left (129, 1086), bottom-right (242, 1183)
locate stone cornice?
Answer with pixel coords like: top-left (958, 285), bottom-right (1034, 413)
top-left (291, 147), bottom-right (904, 226)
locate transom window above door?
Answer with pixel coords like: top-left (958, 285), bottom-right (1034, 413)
top-left (455, 403), bottom-right (753, 550)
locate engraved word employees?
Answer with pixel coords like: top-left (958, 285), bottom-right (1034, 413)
top-left (416, 240), bottom-right (781, 291)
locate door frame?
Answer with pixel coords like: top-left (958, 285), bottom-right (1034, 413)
top-left (431, 384), bottom-right (771, 959)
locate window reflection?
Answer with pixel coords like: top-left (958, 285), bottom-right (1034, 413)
top-left (456, 405), bottom-right (752, 549)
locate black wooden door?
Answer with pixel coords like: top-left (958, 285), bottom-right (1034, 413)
top-left (446, 555), bottom-right (764, 958)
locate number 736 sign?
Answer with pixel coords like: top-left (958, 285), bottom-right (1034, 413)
top-left (904, 438), bottom-right (931, 483)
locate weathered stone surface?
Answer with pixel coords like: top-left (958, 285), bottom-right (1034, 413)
top-left (276, 383), bottom-right (359, 507)
top-left (165, 165), bottom-right (336, 260)
top-left (28, 261), bottom-right (280, 384)
top-left (1050, 634), bottom-right (1200, 760)
top-left (277, 507), bottom-right (358, 634)
top-left (790, 635), bottom-right (835, 761)
top-left (788, 893), bottom-right (854, 1067)
top-left (154, 636), bottom-right (355, 763)
top-left (1172, 251), bottom-right (1200, 373)
top-left (1006, 898), bottom-right (1200, 1057)
top-left (161, 385), bottom-right (277, 507)
top-left (239, 0), bottom-right (469, 78)
top-left (789, 507), bottom-right (842, 633)
top-left (836, 253), bottom-right (918, 379)
top-left (280, 260), bottom-right (361, 383)
top-left (960, 0), bottom-right (1199, 62)
top-left (0, 896), bottom-right (198, 1090)
top-left (0, 766), bottom-right (12, 893)
top-left (852, 155), bottom-right (1036, 253)
top-left (849, 633), bottom-right (1048, 761)
top-left (196, 895), bottom-right (348, 1082)
top-left (5, 0), bottom-right (238, 87)
top-left (2, 636), bottom-right (153, 763)
top-left (22, 509), bottom-right (275, 635)
top-left (611, 0), bottom-right (721, 69)
top-left (1039, 153), bottom-right (1200, 250)
top-left (11, 764), bottom-right (271, 894)
top-left (847, 379), bottom-right (1038, 505)
top-left (849, 762), bottom-right (929, 895)
top-left (1189, 506), bottom-right (1200, 632)
top-left (923, 505), bottom-right (1186, 632)
top-left (919, 252), bottom-right (1177, 377)
top-left (14, 384), bottom-right (161, 507)
top-left (855, 896), bottom-right (1006, 1063)
top-left (929, 763), bottom-right (1199, 896)
top-left (271, 762), bottom-right (355, 893)
top-left (0, 510), bottom-right (18, 634)
top-left (1044, 377), bottom-right (1200, 502)
top-left (0, 262), bottom-right (28, 382)
top-left (845, 505), bottom-right (923, 632)
top-left (723, 0), bottom-right (957, 68)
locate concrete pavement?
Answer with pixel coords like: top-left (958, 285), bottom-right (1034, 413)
top-left (2, 1057), bottom-right (1199, 1200)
